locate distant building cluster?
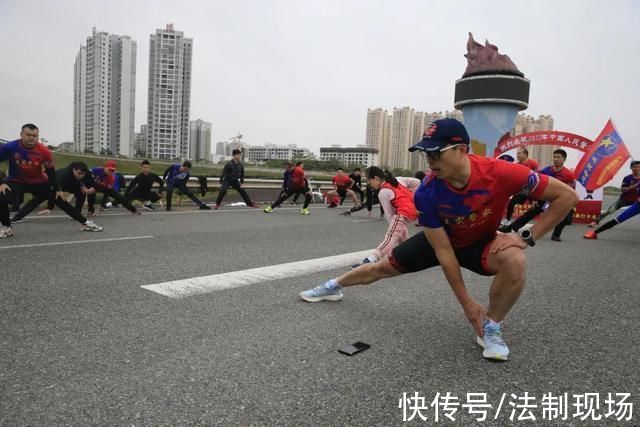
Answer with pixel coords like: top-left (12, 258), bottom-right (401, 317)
top-left (365, 107), bottom-right (463, 171)
top-left (364, 107), bottom-right (555, 172)
top-left (69, 25), bottom-right (555, 172)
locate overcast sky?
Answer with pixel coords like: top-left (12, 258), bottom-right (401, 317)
top-left (0, 0), bottom-right (638, 182)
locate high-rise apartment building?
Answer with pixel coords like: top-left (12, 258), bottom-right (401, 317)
top-left (365, 108), bottom-right (386, 150)
top-left (147, 24), bottom-right (193, 159)
top-left (410, 111), bottom-right (427, 172)
top-left (74, 28), bottom-right (136, 156)
top-left (134, 124), bottom-right (148, 157)
top-left (512, 114), bottom-right (555, 167)
top-left (189, 119), bottom-right (212, 161)
top-left (384, 107), bottom-right (415, 170)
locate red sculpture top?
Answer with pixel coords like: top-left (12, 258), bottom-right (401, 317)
top-left (462, 33), bottom-right (523, 78)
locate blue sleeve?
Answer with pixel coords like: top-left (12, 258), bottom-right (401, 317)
top-left (0, 142), bottom-right (13, 162)
top-left (540, 166), bottom-right (552, 177)
top-left (621, 176), bottom-right (631, 188)
top-left (415, 184), bottom-right (442, 228)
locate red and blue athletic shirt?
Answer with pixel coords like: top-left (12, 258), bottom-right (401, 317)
top-left (415, 155), bottom-right (550, 249)
top-left (332, 175), bottom-right (352, 189)
top-left (621, 174), bottom-right (640, 202)
top-left (164, 163), bottom-right (190, 185)
top-left (540, 166), bottom-right (575, 188)
top-left (282, 169), bottom-right (292, 189)
top-left (380, 181), bottom-right (417, 220)
top-left (0, 139), bottom-right (55, 184)
top-left (288, 166), bottom-right (306, 190)
top-left (519, 158), bottom-right (539, 171)
top-left (90, 167), bottom-right (116, 191)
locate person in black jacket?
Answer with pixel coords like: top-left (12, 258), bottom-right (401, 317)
top-left (214, 149), bottom-right (257, 209)
top-left (125, 160), bottom-right (164, 211)
top-left (39, 162), bottom-right (104, 231)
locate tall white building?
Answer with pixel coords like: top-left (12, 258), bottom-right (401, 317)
top-left (385, 106), bottom-right (415, 170)
top-left (134, 124), bottom-right (148, 157)
top-left (74, 28), bottom-right (136, 156)
top-left (365, 108), bottom-right (392, 169)
top-left (189, 119), bottom-right (212, 161)
top-left (410, 111), bottom-right (427, 172)
top-left (147, 24), bottom-right (193, 159)
top-left (365, 108), bottom-right (387, 150)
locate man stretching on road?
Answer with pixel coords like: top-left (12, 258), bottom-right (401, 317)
top-left (590, 160), bottom-right (640, 227)
top-left (264, 161), bottom-right (312, 215)
top-left (0, 124), bottom-right (103, 237)
top-left (299, 119), bottom-right (577, 361)
top-left (326, 168), bottom-right (357, 208)
top-left (163, 161), bottom-right (210, 211)
top-left (125, 160), bottom-right (164, 211)
top-left (214, 149), bottom-right (257, 209)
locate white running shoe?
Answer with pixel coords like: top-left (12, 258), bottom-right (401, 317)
top-left (0, 226), bottom-right (14, 239)
top-left (81, 220), bottom-right (104, 232)
top-left (476, 320), bottom-right (509, 361)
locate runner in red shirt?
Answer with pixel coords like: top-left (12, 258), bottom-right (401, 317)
top-left (505, 149), bottom-right (577, 241)
top-left (501, 147), bottom-right (539, 229)
top-left (326, 168), bottom-right (357, 207)
top-left (299, 119), bottom-right (578, 361)
top-left (263, 161), bottom-right (312, 215)
top-left (0, 123), bottom-right (103, 237)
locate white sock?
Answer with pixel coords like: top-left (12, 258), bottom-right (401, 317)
top-left (487, 318), bottom-right (502, 328)
top-left (325, 279), bottom-right (342, 290)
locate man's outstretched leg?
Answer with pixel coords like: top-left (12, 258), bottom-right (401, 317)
top-left (299, 256), bottom-right (402, 302)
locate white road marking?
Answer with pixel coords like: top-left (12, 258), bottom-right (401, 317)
top-left (23, 206), bottom-right (311, 220)
top-left (141, 249), bottom-right (372, 299)
top-left (0, 235), bottom-right (154, 250)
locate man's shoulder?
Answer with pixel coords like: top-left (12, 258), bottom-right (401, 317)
top-left (3, 140), bottom-right (20, 149)
top-left (36, 143), bottom-right (52, 154)
top-left (540, 165), bottom-right (553, 174)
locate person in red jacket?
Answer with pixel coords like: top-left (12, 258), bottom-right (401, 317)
top-left (500, 147), bottom-right (539, 228)
top-left (263, 161), bottom-right (312, 215)
top-left (503, 149), bottom-right (576, 241)
top-left (326, 168), bottom-right (358, 207)
top-left (351, 167), bottom-right (420, 268)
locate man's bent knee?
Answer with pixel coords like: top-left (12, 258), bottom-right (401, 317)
top-left (491, 247), bottom-right (526, 280)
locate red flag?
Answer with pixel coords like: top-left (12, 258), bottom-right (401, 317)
top-left (574, 119), bottom-right (630, 191)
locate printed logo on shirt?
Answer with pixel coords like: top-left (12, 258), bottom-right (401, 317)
top-left (521, 172), bottom-right (541, 196)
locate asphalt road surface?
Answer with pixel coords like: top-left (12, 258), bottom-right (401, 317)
top-left (1, 200), bottom-right (638, 425)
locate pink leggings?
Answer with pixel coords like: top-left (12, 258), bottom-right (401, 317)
top-left (373, 215), bottom-right (410, 259)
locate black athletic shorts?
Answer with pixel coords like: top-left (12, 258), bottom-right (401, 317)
top-left (337, 188), bottom-right (348, 198)
top-left (388, 231), bottom-right (496, 276)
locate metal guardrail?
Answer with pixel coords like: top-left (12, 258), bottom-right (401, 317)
top-left (121, 175), bottom-right (335, 191)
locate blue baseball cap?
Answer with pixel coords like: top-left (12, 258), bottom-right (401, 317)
top-left (408, 118), bottom-right (470, 153)
top-left (498, 154), bottom-right (515, 162)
